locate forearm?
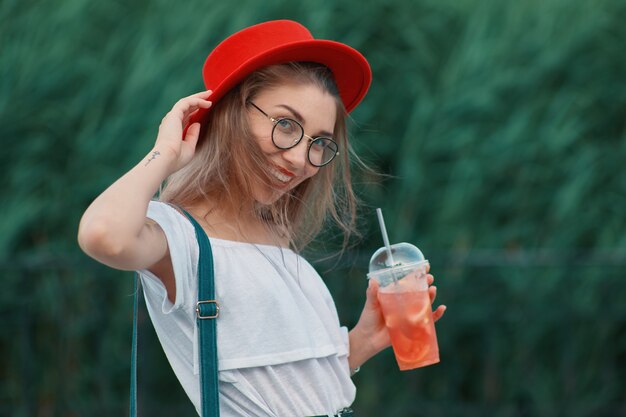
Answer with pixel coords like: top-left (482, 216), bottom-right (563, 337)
top-left (348, 324), bottom-right (386, 371)
top-left (78, 147), bottom-right (176, 253)
top-left (347, 279), bottom-right (392, 371)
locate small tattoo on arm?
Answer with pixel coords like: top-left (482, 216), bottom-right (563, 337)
top-left (145, 151), bottom-right (160, 166)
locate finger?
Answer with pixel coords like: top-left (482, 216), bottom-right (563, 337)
top-left (181, 98), bottom-right (213, 110)
top-left (189, 89), bottom-right (213, 98)
top-left (178, 90), bottom-right (213, 105)
top-left (182, 107), bottom-right (203, 127)
top-left (172, 106), bottom-right (211, 132)
top-left (428, 285), bottom-right (437, 304)
top-left (367, 278), bottom-right (379, 294)
top-left (188, 97), bottom-right (213, 108)
top-left (432, 305), bottom-right (446, 322)
top-left (172, 97), bottom-right (213, 119)
top-left (426, 274), bottom-right (434, 285)
top-left (183, 122), bottom-right (200, 142)
top-left (182, 98), bottom-right (213, 114)
top-left (366, 279), bottom-right (381, 306)
top-left (182, 122), bottom-right (201, 147)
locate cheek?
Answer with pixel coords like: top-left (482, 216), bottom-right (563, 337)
top-left (303, 165), bottom-right (320, 180)
top-left (251, 132), bottom-right (275, 153)
top-left (248, 120), bottom-right (273, 151)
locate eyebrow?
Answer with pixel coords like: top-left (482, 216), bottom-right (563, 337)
top-left (276, 104), bottom-right (334, 138)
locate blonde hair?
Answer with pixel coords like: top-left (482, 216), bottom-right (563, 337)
top-left (160, 62), bottom-right (360, 251)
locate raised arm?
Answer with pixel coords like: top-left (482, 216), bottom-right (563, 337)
top-left (77, 90), bottom-right (212, 272)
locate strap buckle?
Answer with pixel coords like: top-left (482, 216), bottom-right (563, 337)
top-left (196, 300), bottom-right (220, 319)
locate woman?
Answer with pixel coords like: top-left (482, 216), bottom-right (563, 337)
top-left (78, 20), bottom-right (445, 417)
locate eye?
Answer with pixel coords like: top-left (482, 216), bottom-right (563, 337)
top-left (310, 138), bottom-right (333, 152)
top-left (310, 139), bottom-right (326, 151)
top-left (275, 118), bottom-right (299, 135)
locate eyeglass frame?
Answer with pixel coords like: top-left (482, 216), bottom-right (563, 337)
top-left (247, 101), bottom-right (340, 167)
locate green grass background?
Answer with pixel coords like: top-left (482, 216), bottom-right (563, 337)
top-left (1, 0), bottom-right (625, 416)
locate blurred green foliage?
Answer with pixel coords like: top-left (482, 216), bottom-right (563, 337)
top-left (1, 0), bottom-right (625, 416)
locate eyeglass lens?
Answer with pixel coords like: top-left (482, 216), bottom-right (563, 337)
top-left (272, 119), bottom-right (338, 166)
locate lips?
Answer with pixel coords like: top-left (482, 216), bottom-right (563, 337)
top-left (275, 165), bottom-right (295, 177)
top-left (269, 164), bottom-right (295, 185)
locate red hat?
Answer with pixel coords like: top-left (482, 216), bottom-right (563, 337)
top-left (188, 20), bottom-right (372, 128)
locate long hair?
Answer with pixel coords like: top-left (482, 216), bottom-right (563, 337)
top-left (160, 62), bottom-right (360, 251)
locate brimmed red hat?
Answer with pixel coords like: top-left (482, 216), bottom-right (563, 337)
top-left (188, 20), bottom-right (372, 128)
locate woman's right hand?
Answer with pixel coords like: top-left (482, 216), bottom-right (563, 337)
top-left (154, 90), bottom-right (213, 173)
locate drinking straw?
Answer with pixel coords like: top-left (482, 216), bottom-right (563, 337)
top-left (376, 208), bottom-right (395, 268)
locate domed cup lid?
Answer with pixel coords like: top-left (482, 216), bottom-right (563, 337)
top-left (368, 242), bottom-right (428, 274)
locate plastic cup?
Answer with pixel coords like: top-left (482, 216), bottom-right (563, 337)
top-left (368, 242), bottom-right (440, 370)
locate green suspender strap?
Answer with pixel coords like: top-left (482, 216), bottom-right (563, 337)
top-left (130, 207), bottom-right (221, 416)
top-left (182, 208), bottom-right (221, 416)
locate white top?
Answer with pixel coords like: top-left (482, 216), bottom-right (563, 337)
top-left (137, 201), bottom-right (355, 417)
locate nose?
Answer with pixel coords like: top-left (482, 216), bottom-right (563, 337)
top-left (281, 138), bottom-right (310, 170)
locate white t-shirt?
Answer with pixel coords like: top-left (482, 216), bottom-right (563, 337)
top-left (137, 201), bottom-right (356, 417)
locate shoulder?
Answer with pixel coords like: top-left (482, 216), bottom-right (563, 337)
top-left (140, 201), bottom-right (200, 307)
top-left (147, 200), bottom-right (182, 219)
top-left (143, 201), bottom-right (200, 261)
top-left (147, 201), bottom-right (192, 230)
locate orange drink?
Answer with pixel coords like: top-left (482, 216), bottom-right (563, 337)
top-left (369, 209), bottom-right (440, 370)
top-left (377, 275), bottom-right (440, 370)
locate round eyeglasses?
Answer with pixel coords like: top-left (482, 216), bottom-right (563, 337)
top-left (248, 101), bottom-right (339, 167)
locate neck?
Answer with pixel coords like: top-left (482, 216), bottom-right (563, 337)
top-left (185, 201), bottom-right (289, 247)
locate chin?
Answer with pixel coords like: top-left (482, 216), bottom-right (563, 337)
top-left (252, 187), bottom-right (287, 206)
top-left (252, 177), bottom-right (307, 206)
